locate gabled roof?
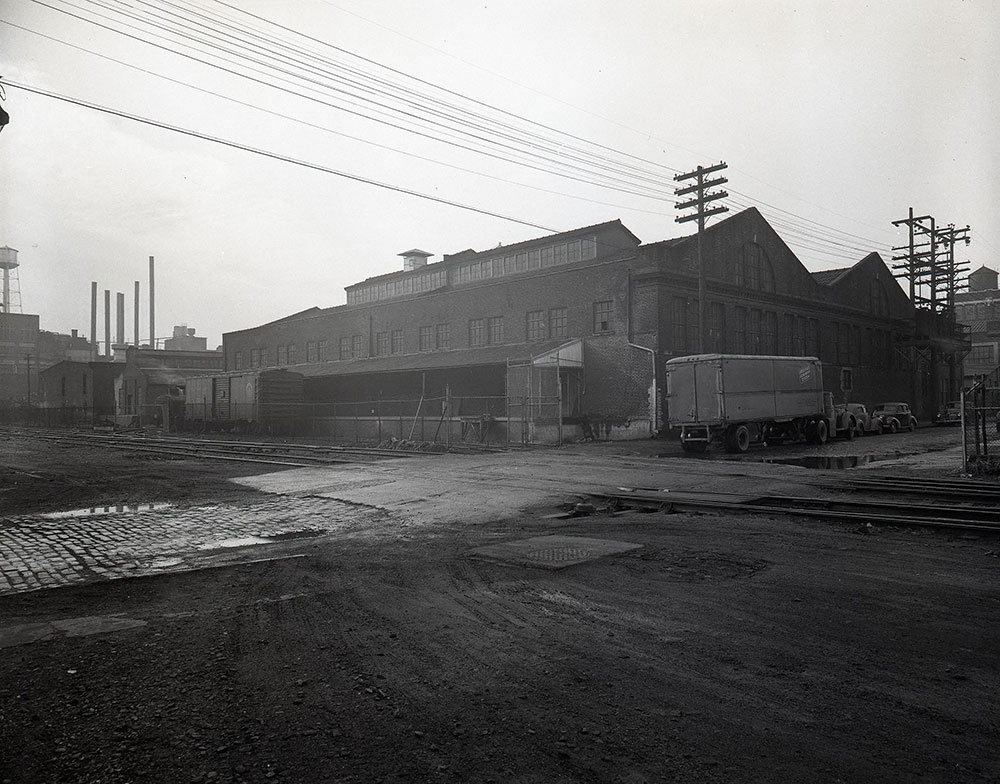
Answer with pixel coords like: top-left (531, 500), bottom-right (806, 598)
top-left (348, 219), bottom-right (641, 289)
top-left (812, 267), bottom-right (852, 285)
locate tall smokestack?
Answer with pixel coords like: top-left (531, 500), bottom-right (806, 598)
top-left (116, 292), bottom-right (125, 347)
top-left (90, 282), bottom-right (98, 355)
top-left (134, 281), bottom-right (140, 346)
top-left (104, 289), bottom-right (111, 359)
top-left (149, 255), bottom-right (155, 350)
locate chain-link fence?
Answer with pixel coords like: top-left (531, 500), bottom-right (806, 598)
top-left (962, 368), bottom-right (1000, 474)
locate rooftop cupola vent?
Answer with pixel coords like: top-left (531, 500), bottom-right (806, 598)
top-left (399, 248), bottom-right (432, 271)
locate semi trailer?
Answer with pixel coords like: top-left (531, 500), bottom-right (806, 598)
top-left (665, 354), bottom-right (851, 453)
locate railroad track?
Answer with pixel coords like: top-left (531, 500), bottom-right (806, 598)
top-left (590, 487), bottom-right (1000, 533)
top-left (5, 428), bottom-right (441, 468)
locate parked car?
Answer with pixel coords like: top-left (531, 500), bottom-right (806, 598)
top-left (840, 403), bottom-right (883, 436)
top-left (934, 401), bottom-right (962, 425)
top-left (871, 402), bottom-right (917, 433)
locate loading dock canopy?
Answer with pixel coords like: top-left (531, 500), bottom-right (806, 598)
top-left (530, 340), bottom-right (582, 367)
top-left (289, 339), bottom-right (584, 378)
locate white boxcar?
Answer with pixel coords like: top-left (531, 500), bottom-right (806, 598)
top-left (666, 354), bottom-right (833, 453)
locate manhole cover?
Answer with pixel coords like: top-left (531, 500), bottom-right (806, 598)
top-left (526, 547), bottom-right (595, 563)
top-left (470, 535), bottom-right (642, 570)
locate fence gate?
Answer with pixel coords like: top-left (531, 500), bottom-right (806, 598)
top-left (962, 367), bottom-right (1000, 474)
top-left (505, 358), bottom-right (562, 446)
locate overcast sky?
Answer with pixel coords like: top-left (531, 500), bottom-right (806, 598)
top-left (2, 0), bottom-right (997, 349)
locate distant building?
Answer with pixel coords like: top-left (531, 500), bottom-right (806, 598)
top-left (223, 208), bottom-right (968, 441)
top-left (38, 360), bottom-right (122, 423)
top-left (164, 324), bottom-right (208, 352)
top-left (115, 346), bottom-right (223, 424)
top-left (0, 312), bottom-right (39, 403)
top-left (955, 265), bottom-right (1000, 387)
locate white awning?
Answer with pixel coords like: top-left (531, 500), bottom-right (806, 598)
top-left (531, 339), bottom-right (583, 368)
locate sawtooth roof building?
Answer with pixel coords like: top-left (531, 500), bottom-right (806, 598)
top-left (223, 208), bottom-right (967, 443)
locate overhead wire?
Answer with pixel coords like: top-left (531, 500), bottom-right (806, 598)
top-left (1, 78), bottom-right (565, 234)
top-left (0, 18), bottom-right (674, 218)
top-left (42, 0), bottom-right (682, 201)
top-left (14, 0), bottom-right (915, 264)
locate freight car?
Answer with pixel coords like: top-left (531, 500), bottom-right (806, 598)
top-left (184, 369), bottom-right (305, 434)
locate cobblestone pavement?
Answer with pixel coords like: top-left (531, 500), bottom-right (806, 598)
top-left (0, 495), bottom-right (378, 596)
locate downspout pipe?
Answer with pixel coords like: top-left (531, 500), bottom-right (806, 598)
top-left (626, 266), bottom-right (658, 435)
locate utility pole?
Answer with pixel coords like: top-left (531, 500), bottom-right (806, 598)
top-left (674, 162), bottom-right (729, 353)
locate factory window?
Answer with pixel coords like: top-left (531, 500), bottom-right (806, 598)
top-left (488, 316), bottom-right (504, 344)
top-left (733, 307), bottom-right (747, 353)
top-left (748, 309), bottom-right (763, 354)
top-left (375, 331), bottom-right (389, 356)
top-left (795, 316), bottom-right (807, 355)
top-left (971, 344), bottom-right (995, 364)
top-left (277, 345), bottom-right (287, 366)
top-left (736, 242), bottom-right (775, 293)
top-left (307, 341), bottom-right (318, 363)
top-left (318, 340), bottom-right (327, 361)
top-left (762, 311), bottom-right (777, 354)
top-left (250, 348), bottom-right (260, 367)
top-left (351, 334), bottom-right (363, 357)
top-left (549, 307), bottom-right (568, 339)
top-left (593, 301), bottom-right (613, 333)
top-left (807, 319), bottom-right (820, 358)
top-left (419, 326), bottom-right (433, 351)
top-left (259, 348), bottom-right (268, 367)
top-left (287, 344), bottom-right (297, 364)
top-left (391, 329), bottom-right (404, 354)
top-left (708, 302), bottom-right (726, 352)
top-left (436, 323), bottom-right (450, 350)
top-left (339, 337), bottom-right (351, 360)
top-left (527, 310), bottom-right (546, 341)
top-left (781, 314), bottom-right (795, 355)
top-left (541, 247), bottom-right (554, 267)
top-left (469, 318), bottom-right (486, 347)
top-left (234, 350), bottom-right (243, 370)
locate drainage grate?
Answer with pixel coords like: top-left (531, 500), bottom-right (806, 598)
top-left (470, 535), bottom-right (642, 570)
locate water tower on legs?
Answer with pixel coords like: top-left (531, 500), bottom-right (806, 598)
top-left (0, 246), bottom-right (20, 313)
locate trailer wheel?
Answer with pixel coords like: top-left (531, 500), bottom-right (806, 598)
top-left (724, 424), bottom-right (751, 454)
top-left (811, 419), bottom-right (829, 444)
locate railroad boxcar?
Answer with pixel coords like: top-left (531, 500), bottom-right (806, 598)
top-left (184, 369), bottom-right (305, 434)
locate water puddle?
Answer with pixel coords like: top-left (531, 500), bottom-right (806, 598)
top-left (197, 536), bottom-right (272, 550)
top-left (751, 455), bottom-right (882, 470)
top-left (40, 502), bottom-right (174, 520)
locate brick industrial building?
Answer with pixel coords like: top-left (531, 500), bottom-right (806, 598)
top-left (223, 208), bottom-right (967, 442)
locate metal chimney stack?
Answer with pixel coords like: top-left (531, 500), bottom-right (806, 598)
top-left (90, 281), bottom-right (98, 355)
top-left (134, 281), bottom-right (140, 346)
top-left (149, 256), bottom-right (155, 350)
top-left (116, 292), bottom-right (125, 347)
top-left (104, 289), bottom-right (111, 358)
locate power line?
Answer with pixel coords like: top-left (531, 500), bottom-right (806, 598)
top-left (39, 0), bottom-right (682, 200)
top-left (0, 18), bottom-right (673, 218)
top-left (3, 78), bottom-right (565, 234)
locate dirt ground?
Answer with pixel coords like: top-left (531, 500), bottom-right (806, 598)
top-left (1, 429), bottom-right (998, 783)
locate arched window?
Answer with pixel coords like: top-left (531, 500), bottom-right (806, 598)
top-left (869, 279), bottom-right (889, 316)
top-left (735, 243), bottom-right (775, 292)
